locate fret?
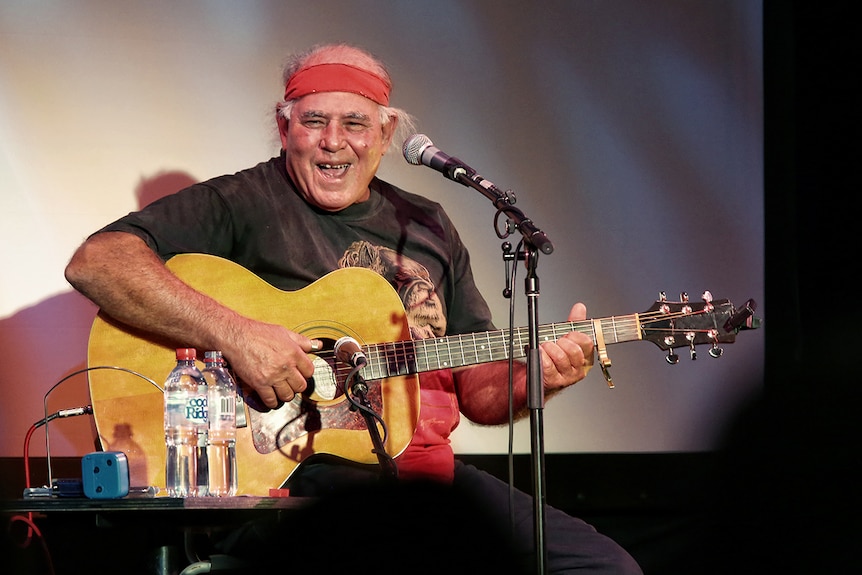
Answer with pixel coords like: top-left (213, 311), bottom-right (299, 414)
top-left (462, 335), bottom-right (473, 366)
top-left (415, 339), bottom-right (429, 373)
top-left (482, 331), bottom-right (495, 364)
top-left (509, 328), bottom-right (526, 360)
top-left (492, 333), bottom-right (501, 362)
top-left (431, 336), bottom-right (444, 369)
top-left (470, 332), bottom-right (480, 365)
top-left (555, 322), bottom-right (571, 341)
top-left (571, 320), bottom-right (591, 338)
top-left (401, 340), bottom-right (417, 374)
top-left (419, 337), bottom-right (436, 371)
top-left (598, 318), bottom-right (612, 344)
top-left (447, 334), bottom-right (464, 368)
top-left (489, 329), bottom-right (504, 362)
top-left (485, 331), bottom-right (497, 363)
top-left (379, 341), bottom-right (414, 377)
top-left (440, 337), bottom-right (455, 367)
top-left (366, 346), bottom-right (382, 380)
top-left (448, 334), bottom-right (464, 368)
top-left (586, 320), bottom-right (597, 345)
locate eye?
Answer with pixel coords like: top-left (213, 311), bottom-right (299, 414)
top-left (344, 120), bottom-right (369, 131)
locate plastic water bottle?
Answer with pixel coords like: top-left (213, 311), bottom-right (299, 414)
top-left (164, 348), bottom-right (208, 497)
top-left (202, 351), bottom-right (237, 496)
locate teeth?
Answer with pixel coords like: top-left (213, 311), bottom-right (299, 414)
top-left (319, 163), bottom-right (349, 169)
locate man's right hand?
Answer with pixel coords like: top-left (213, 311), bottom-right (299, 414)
top-left (222, 318), bottom-right (321, 409)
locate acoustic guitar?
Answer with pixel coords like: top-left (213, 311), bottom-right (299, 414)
top-left (87, 253), bottom-right (758, 495)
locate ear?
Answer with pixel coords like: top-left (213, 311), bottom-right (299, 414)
top-left (276, 110), bottom-right (290, 150)
top-left (380, 114), bottom-right (398, 151)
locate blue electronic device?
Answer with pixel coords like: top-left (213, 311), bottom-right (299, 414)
top-left (81, 451), bottom-right (130, 499)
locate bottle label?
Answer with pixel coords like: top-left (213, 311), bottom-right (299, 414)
top-left (208, 394), bottom-right (235, 432)
top-left (165, 393), bottom-right (207, 428)
top-left (185, 396), bottom-right (208, 422)
top-left (212, 395), bottom-right (234, 419)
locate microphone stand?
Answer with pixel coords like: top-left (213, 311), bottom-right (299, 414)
top-left (455, 172), bottom-right (551, 575)
top-left (346, 366), bottom-right (398, 482)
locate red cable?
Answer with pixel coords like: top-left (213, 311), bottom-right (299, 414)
top-left (5, 422), bottom-right (56, 574)
top-left (9, 422), bottom-right (40, 545)
top-left (23, 421), bottom-right (38, 490)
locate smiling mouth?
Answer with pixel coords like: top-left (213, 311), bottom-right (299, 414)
top-left (317, 163), bottom-right (351, 178)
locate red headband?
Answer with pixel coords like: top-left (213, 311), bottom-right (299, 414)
top-left (284, 63), bottom-right (391, 106)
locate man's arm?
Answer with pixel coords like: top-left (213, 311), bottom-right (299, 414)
top-left (454, 303), bottom-right (593, 425)
top-left (65, 231), bottom-right (317, 408)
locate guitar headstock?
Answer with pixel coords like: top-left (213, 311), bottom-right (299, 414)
top-left (641, 291), bottom-right (759, 363)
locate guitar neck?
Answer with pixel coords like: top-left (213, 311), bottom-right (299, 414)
top-left (361, 314), bottom-right (641, 379)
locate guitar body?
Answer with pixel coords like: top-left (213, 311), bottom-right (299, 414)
top-left (87, 254), bottom-right (419, 495)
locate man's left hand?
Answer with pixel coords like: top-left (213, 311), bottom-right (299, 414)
top-left (539, 302), bottom-right (594, 391)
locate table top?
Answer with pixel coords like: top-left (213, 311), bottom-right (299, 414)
top-left (0, 495), bottom-right (310, 514)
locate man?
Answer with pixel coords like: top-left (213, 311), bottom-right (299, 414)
top-left (65, 43), bottom-right (642, 574)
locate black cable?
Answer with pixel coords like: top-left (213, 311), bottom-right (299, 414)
top-left (42, 365), bottom-right (160, 487)
top-left (343, 366), bottom-right (389, 445)
top-left (506, 240), bottom-right (523, 535)
top-left (343, 366), bottom-right (397, 474)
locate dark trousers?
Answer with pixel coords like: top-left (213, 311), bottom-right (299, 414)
top-left (270, 458), bottom-right (642, 575)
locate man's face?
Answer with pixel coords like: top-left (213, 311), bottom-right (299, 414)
top-left (279, 91), bottom-right (395, 212)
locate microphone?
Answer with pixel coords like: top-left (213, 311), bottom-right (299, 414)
top-left (402, 134), bottom-right (478, 182)
top-left (402, 133), bottom-right (510, 198)
top-left (403, 133), bottom-right (554, 254)
top-left (334, 336), bottom-right (367, 367)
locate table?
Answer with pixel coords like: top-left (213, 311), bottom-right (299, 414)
top-left (1, 496), bottom-right (310, 574)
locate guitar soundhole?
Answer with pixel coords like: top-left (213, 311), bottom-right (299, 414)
top-left (306, 354), bottom-right (343, 402)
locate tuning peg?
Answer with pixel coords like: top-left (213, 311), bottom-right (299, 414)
top-left (701, 290), bottom-right (715, 312)
top-left (658, 292), bottom-right (671, 314)
top-left (708, 328), bottom-right (723, 358)
top-left (680, 292), bottom-right (693, 314)
top-left (666, 350), bottom-right (680, 364)
top-left (685, 331), bottom-right (698, 360)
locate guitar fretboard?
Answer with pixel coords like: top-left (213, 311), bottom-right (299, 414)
top-left (361, 314), bottom-right (642, 380)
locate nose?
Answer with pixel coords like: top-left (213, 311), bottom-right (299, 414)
top-left (320, 123), bottom-right (346, 152)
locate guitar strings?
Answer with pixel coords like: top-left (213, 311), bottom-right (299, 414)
top-left (353, 305), bottom-right (728, 378)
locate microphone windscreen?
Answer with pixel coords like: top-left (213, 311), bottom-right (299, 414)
top-left (402, 134), bottom-right (433, 165)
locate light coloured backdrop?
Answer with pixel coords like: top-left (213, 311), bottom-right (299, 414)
top-left (0, 0), bottom-right (764, 460)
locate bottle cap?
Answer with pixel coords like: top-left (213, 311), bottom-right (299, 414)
top-left (204, 350), bottom-right (223, 361)
top-left (176, 348), bottom-right (196, 361)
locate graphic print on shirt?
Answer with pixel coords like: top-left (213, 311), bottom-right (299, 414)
top-left (338, 240), bottom-right (445, 340)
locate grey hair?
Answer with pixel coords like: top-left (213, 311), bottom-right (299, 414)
top-left (274, 43), bottom-right (416, 152)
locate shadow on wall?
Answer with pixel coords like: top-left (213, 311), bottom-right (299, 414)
top-left (0, 171), bottom-right (198, 464)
